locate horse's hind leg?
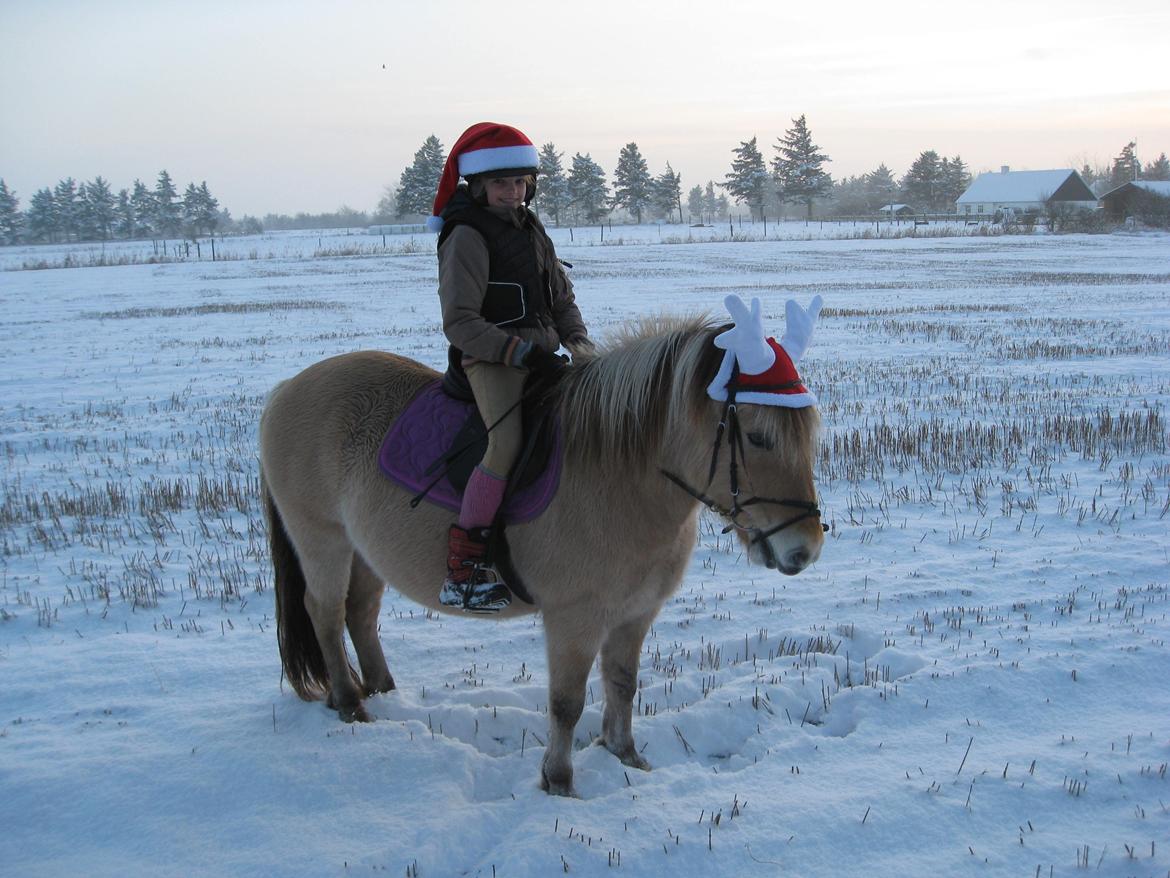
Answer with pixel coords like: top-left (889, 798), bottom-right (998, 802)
top-left (597, 612), bottom-right (654, 771)
top-left (300, 536), bottom-right (371, 723)
top-left (346, 554), bottom-right (395, 696)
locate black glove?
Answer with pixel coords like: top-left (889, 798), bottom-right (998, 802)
top-left (523, 345), bottom-right (568, 376)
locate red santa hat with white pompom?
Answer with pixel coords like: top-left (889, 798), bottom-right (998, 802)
top-left (427, 122), bottom-right (540, 233)
top-left (706, 294), bottom-right (823, 408)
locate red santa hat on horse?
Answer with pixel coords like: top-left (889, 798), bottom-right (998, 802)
top-left (706, 294), bottom-right (823, 408)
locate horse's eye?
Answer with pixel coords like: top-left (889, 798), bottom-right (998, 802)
top-left (746, 431), bottom-right (774, 450)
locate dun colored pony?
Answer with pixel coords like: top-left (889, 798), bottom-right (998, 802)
top-left (260, 306), bottom-right (824, 796)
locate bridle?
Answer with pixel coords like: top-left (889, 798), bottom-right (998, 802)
top-left (661, 365), bottom-right (828, 565)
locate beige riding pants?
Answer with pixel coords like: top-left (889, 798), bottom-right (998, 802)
top-left (465, 361), bottom-right (528, 479)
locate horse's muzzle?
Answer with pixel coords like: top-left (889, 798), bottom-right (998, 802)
top-left (759, 538), bottom-right (821, 575)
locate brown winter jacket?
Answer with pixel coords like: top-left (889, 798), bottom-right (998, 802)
top-left (438, 205), bottom-right (587, 367)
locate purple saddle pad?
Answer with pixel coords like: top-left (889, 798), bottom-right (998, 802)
top-left (378, 380), bottom-right (562, 524)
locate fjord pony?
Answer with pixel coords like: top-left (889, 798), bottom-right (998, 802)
top-left (259, 315), bottom-right (824, 796)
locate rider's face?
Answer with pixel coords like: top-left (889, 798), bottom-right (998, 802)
top-left (483, 176), bottom-right (529, 209)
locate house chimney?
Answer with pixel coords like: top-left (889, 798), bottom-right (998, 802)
top-left (1000, 165), bottom-right (1010, 174)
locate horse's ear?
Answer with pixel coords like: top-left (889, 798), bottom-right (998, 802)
top-left (780, 295), bottom-right (823, 363)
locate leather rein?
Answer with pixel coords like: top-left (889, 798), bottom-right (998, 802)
top-left (661, 367), bottom-right (828, 560)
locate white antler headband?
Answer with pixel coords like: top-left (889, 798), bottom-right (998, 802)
top-left (706, 294), bottom-right (822, 408)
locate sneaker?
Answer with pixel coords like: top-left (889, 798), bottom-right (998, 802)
top-left (440, 526), bottom-right (512, 613)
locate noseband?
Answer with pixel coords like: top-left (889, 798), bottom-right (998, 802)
top-left (661, 369), bottom-right (828, 560)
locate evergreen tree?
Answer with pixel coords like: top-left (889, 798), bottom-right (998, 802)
top-left (180, 181), bottom-right (220, 237)
top-left (901, 150), bottom-right (942, 210)
top-left (939, 156), bottom-right (971, 210)
top-left (704, 180), bottom-right (728, 221)
top-left (115, 189), bottom-right (135, 239)
top-left (721, 137), bottom-right (769, 220)
top-left (182, 183), bottom-right (202, 237)
top-left (1144, 152), bottom-right (1170, 181)
top-left (82, 176), bottom-right (116, 240)
top-left (649, 163), bottom-right (682, 222)
top-left (197, 183), bottom-right (220, 235)
top-left (864, 164), bottom-right (898, 211)
top-left (0, 179), bottom-right (20, 244)
top-left (537, 142), bottom-right (569, 226)
top-left (686, 184), bottom-right (704, 222)
top-left (153, 170), bottom-right (182, 237)
top-left (830, 175), bottom-right (870, 215)
top-left (27, 188), bottom-right (56, 242)
top-left (611, 142), bottom-right (653, 223)
top-left (771, 114), bottom-right (832, 219)
top-left (567, 153), bottom-right (609, 224)
top-left (54, 178), bottom-right (80, 241)
top-left (1110, 141), bottom-right (1140, 186)
top-left (395, 134), bottom-right (445, 218)
top-left (131, 180), bottom-right (155, 239)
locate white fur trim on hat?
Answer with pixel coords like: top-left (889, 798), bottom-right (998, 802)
top-left (458, 144), bottom-right (540, 177)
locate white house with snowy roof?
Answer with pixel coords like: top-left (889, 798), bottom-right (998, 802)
top-left (956, 167), bottom-right (1097, 216)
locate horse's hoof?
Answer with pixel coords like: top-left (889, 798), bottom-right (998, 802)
top-left (596, 737), bottom-right (651, 771)
top-left (365, 676), bottom-right (396, 697)
top-left (341, 704), bottom-right (373, 723)
top-left (540, 763), bottom-right (577, 798)
top-left (620, 751), bottom-right (651, 772)
top-left (330, 697), bottom-right (373, 723)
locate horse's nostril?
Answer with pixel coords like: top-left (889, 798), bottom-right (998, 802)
top-left (786, 548), bottom-right (809, 570)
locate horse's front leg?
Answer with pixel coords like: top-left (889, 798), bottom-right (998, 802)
top-left (539, 612), bottom-right (602, 797)
top-left (597, 612), bottom-right (654, 771)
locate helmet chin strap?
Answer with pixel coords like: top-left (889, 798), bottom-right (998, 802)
top-left (661, 362), bottom-right (827, 560)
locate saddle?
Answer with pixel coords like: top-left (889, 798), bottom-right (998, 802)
top-left (377, 378), bottom-right (562, 525)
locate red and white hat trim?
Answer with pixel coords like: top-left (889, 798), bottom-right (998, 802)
top-left (706, 294), bottom-right (822, 408)
top-left (427, 122), bottom-right (540, 232)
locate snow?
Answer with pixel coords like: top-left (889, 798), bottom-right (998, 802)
top-left (2, 224), bottom-right (1168, 877)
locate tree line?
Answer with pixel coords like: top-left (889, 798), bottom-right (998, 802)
top-left (0, 171), bottom-right (244, 246)
top-left (387, 121), bottom-right (1170, 227)
top-left (386, 135), bottom-right (699, 227)
top-left (4, 134), bottom-right (1167, 247)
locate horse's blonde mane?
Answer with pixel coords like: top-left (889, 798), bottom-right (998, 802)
top-left (559, 313), bottom-right (821, 472)
top-left (558, 314), bottom-right (718, 468)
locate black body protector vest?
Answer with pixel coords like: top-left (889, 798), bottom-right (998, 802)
top-left (438, 193), bottom-right (557, 397)
top-left (438, 194), bottom-right (555, 332)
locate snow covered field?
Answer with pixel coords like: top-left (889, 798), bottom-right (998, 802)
top-left (1, 227), bottom-right (1168, 877)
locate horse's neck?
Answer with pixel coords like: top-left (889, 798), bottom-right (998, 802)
top-left (559, 445), bottom-right (698, 538)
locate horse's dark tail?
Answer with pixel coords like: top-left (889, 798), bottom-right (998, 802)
top-left (264, 476), bottom-right (330, 702)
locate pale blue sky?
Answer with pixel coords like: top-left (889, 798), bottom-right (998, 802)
top-left (2, 0), bottom-right (1167, 216)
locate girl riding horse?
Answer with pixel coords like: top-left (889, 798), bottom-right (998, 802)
top-left (428, 122), bottom-right (591, 613)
